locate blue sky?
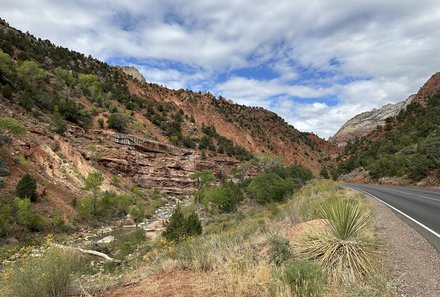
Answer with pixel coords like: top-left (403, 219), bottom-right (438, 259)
top-left (2, 0), bottom-right (440, 138)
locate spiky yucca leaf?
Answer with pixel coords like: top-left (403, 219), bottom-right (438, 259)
top-left (319, 199), bottom-right (373, 240)
top-left (292, 200), bottom-right (380, 283)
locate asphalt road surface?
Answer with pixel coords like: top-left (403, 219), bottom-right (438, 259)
top-left (346, 183), bottom-right (440, 250)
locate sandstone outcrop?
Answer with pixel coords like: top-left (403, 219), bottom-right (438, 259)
top-left (118, 66), bottom-right (146, 83)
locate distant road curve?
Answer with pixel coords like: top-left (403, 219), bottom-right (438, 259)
top-left (346, 183), bottom-right (440, 246)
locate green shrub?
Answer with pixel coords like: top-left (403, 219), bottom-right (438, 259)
top-left (0, 177), bottom-right (3, 189)
top-left (0, 117), bottom-right (26, 145)
top-left (0, 157), bottom-right (9, 176)
top-left (184, 211), bottom-right (203, 236)
top-left (98, 118), bottom-right (105, 129)
top-left (247, 173), bottom-right (295, 203)
top-left (200, 182), bottom-right (244, 213)
top-left (1, 248), bottom-right (82, 297)
top-left (162, 204), bottom-right (186, 243)
top-left (162, 204), bottom-right (203, 243)
top-left (269, 235), bottom-right (292, 266)
top-left (108, 112), bottom-right (128, 133)
top-left (408, 155), bottom-right (431, 181)
top-left (16, 173), bottom-right (38, 202)
top-left (2, 84), bottom-right (12, 99)
top-left (113, 228), bottom-right (147, 259)
top-left (280, 259), bottom-right (327, 297)
top-left (15, 197), bottom-right (45, 231)
top-left (19, 91), bottom-right (33, 111)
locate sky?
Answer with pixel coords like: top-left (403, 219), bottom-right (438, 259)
top-left (2, 0), bottom-right (440, 139)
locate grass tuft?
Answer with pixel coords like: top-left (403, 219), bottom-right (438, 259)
top-left (292, 199), bottom-right (380, 283)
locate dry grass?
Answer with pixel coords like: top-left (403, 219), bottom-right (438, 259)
top-left (103, 180), bottom-right (389, 297)
top-left (289, 182), bottom-right (381, 284)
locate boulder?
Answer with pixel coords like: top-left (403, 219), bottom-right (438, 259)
top-left (287, 219), bottom-right (329, 242)
top-left (97, 235), bottom-right (115, 244)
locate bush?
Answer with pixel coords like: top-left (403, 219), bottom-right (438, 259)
top-left (0, 157), bottom-right (9, 176)
top-left (269, 235), bottom-right (292, 266)
top-left (162, 204), bottom-right (203, 243)
top-left (113, 228), bottom-right (147, 259)
top-left (19, 91), bottom-right (33, 111)
top-left (247, 173), bottom-right (295, 203)
top-left (0, 177), bottom-right (3, 189)
top-left (108, 112), bottom-right (129, 133)
top-left (200, 182), bottom-right (244, 213)
top-left (2, 84), bottom-right (12, 99)
top-left (408, 155), bottom-right (431, 181)
top-left (16, 173), bottom-right (38, 202)
top-left (15, 197), bottom-right (45, 231)
top-left (280, 259), bottom-right (327, 297)
top-left (292, 199), bottom-right (379, 283)
top-left (184, 211), bottom-right (203, 236)
top-left (1, 248), bottom-right (82, 297)
top-left (0, 117), bottom-right (26, 145)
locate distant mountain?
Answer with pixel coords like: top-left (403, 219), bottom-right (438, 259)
top-left (334, 73), bottom-right (440, 185)
top-left (330, 95), bottom-right (415, 146)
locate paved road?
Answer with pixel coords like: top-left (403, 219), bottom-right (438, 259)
top-left (346, 183), bottom-right (440, 248)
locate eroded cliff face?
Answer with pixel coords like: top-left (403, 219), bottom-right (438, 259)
top-left (330, 95), bottom-right (415, 146)
top-left (126, 80), bottom-right (335, 173)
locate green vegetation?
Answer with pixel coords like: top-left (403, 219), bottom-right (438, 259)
top-left (247, 173), bottom-right (296, 203)
top-left (83, 172), bottom-right (104, 215)
top-left (335, 92), bottom-right (440, 181)
top-left (0, 157), bottom-right (9, 176)
top-left (269, 235), bottom-right (293, 266)
top-left (162, 204), bottom-right (202, 243)
top-left (0, 194), bottom-right (45, 237)
top-left (291, 192), bottom-right (379, 283)
top-left (1, 247), bottom-right (82, 297)
top-left (199, 182), bottom-right (244, 213)
top-left (0, 117), bottom-right (26, 145)
top-left (108, 112), bottom-right (129, 133)
top-left (277, 259), bottom-right (327, 297)
top-left (16, 173), bottom-right (37, 202)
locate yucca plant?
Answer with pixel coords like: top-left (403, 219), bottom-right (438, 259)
top-left (292, 199), bottom-right (380, 283)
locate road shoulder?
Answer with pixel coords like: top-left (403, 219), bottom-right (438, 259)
top-left (366, 195), bottom-right (440, 297)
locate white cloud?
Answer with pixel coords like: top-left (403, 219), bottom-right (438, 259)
top-left (2, 0), bottom-right (440, 138)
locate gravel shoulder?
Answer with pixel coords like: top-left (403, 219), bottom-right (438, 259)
top-left (366, 195), bottom-right (440, 297)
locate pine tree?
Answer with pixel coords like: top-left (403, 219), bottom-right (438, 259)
top-left (16, 173), bottom-right (37, 202)
top-left (162, 204), bottom-right (186, 243)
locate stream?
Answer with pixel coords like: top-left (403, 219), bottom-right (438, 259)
top-left (71, 196), bottom-right (191, 246)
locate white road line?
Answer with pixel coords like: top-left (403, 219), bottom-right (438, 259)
top-left (378, 187), bottom-right (440, 203)
top-left (351, 187), bottom-right (440, 240)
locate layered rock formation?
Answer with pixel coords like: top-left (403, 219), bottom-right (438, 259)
top-left (330, 95), bottom-right (415, 146)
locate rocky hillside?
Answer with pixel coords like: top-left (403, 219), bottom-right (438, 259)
top-left (330, 95), bottom-right (415, 146)
top-left (331, 72), bottom-right (440, 147)
top-left (0, 19), bottom-right (333, 219)
top-left (334, 73), bottom-right (440, 184)
top-left (412, 72), bottom-right (440, 106)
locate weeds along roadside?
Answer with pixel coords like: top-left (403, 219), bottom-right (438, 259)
top-left (0, 180), bottom-right (392, 296)
top-left (136, 180), bottom-right (391, 296)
